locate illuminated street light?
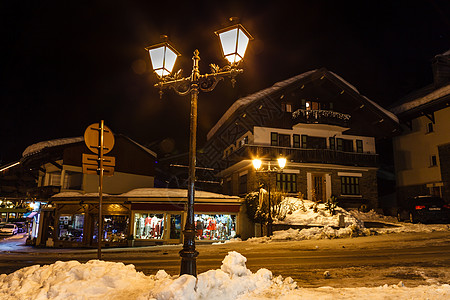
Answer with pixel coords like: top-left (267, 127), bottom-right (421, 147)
top-left (146, 38), bottom-right (181, 78)
top-left (146, 21), bottom-right (252, 277)
top-left (253, 156), bottom-right (287, 236)
top-left (215, 24), bottom-right (253, 65)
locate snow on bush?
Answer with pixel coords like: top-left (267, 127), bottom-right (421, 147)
top-left (246, 197), bottom-right (370, 242)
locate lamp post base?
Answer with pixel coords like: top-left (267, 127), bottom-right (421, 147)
top-left (179, 228), bottom-right (199, 276)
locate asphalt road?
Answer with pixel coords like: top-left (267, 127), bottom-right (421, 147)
top-left (1, 231), bottom-right (450, 288)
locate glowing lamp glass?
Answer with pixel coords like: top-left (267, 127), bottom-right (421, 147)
top-left (216, 24), bottom-right (253, 65)
top-left (277, 157), bottom-right (287, 169)
top-left (253, 159), bottom-right (262, 170)
top-left (146, 42), bottom-right (180, 78)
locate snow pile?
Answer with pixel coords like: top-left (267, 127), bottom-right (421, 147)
top-left (349, 209), bottom-right (398, 223)
top-left (244, 197), bottom-right (369, 242)
top-left (1, 252), bottom-right (450, 300)
top-left (275, 197), bottom-right (361, 227)
top-left (0, 252), bottom-right (298, 300)
top-left (375, 223), bottom-right (450, 235)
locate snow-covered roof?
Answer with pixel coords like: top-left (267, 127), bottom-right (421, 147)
top-left (329, 71), bottom-right (399, 123)
top-left (22, 135), bottom-right (157, 158)
top-left (435, 49), bottom-right (450, 57)
top-left (22, 137), bottom-right (84, 158)
top-left (52, 188), bottom-right (240, 199)
top-left (207, 69), bottom-right (399, 140)
top-left (207, 70), bottom-right (317, 140)
top-left (120, 188), bottom-right (239, 199)
top-left (390, 84), bottom-right (450, 115)
top-left (120, 135), bottom-right (157, 158)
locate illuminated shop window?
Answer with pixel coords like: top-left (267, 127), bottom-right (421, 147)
top-left (169, 214), bottom-right (182, 239)
top-left (58, 214), bottom-right (84, 242)
top-left (133, 213), bottom-right (165, 239)
top-left (195, 214), bottom-right (236, 241)
top-left (102, 215), bottom-right (129, 242)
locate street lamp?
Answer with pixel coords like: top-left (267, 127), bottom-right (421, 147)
top-left (252, 156), bottom-right (286, 236)
top-left (146, 22), bottom-right (252, 277)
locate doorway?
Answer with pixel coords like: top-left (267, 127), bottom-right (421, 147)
top-left (312, 174), bottom-right (326, 202)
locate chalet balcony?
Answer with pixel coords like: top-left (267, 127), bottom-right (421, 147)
top-left (231, 145), bottom-right (378, 168)
top-left (292, 109), bottom-right (351, 127)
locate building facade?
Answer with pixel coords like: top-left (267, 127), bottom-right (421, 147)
top-left (49, 188), bottom-right (250, 248)
top-left (204, 68), bottom-right (399, 210)
top-left (390, 50), bottom-right (450, 206)
top-left (19, 134), bottom-right (158, 246)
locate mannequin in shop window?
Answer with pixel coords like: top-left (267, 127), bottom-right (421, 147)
top-left (145, 215), bottom-right (152, 238)
top-left (196, 219), bottom-right (204, 239)
top-left (151, 215), bottom-right (158, 238)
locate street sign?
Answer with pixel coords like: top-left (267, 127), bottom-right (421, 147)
top-left (84, 123), bottom-right (115, 154)
top-left (82, 153), bottom-right (115, 176)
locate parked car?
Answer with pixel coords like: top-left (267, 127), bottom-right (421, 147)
top-left (397, 196), bottom-right (450, 223)
top-left (0, 223), bottom-right (18, 235)
top-left (14, 222), bottom-right (26, 233)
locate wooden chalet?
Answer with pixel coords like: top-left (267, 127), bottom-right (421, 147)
top-left (204, 68), bottom-right (400, 210)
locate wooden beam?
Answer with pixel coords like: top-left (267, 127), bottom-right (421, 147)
top-left (49, 160), bottom-right (63, 170)
top-left (424, 112), bottom-right (435, 124)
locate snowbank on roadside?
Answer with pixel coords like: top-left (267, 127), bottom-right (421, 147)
top-left (274, 197), bottom-right (361, 228)
top-left (1, 251), bottom-right (449, 300)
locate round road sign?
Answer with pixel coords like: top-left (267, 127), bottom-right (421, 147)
top-left (84, 123), bottom-right (115, 154)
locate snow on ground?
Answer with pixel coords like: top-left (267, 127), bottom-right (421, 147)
top-left (0, 251), bottom-right (449, 300)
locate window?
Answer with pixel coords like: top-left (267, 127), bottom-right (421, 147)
top-left (281, 103), bottom-right (292, 112)
top-left (293, 134), bottom-right (301, 148)
top-left (329, 137), bottom-right (335, 150)
top-left (336, 138), bottom-right (343, 151)
top-left (239, 174), bottom-right (247, 194)
top-left (356, 140), bottom-right (363, 153)
top-left (46, 172), bottom-right (61, 186)
top-left (336, 138), bottom-right (354, 152)
top-left (195, 214), bottom-right (236, 241)
top-left (278, 134), bottom-right (291, 147)
top-left (240, 136), bottom-right (248, 146)
top-left (58, 214), bottom-right (85, 242)
top-left (102, 215), bottom-right (129, 242)
top-left (277, 173), bottom-right (297, 193)
top-left (271, 132), bottom-right (278, 146)
top-left (305, 101), bottom-right (320, 110)
top-left (301, 135), bottom-right (308, 148)
top-left (431, 155), bottom-right (437, 167)
top-left (427, 123), bottom-right (434, 133)
top-left (63, 171), bottom-right (83, 189)
top-left (308, 136), bottom-right (327, 149)
top-left (133, 213), bottom-right (164, 240)
top-left (341, 176), bottom-right (360, 195)
top-left (169, 214), bottom-right (182, 239)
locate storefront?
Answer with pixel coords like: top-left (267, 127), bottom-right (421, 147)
top-left (45, 188), bottom-right (251, 248)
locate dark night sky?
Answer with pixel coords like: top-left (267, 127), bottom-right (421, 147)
top-left (1, 1), bottom-right (449, 163)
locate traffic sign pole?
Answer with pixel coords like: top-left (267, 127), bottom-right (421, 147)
top-left (98, 120), bottom-right (104, 260)
top-left (83, 121), bottom-right (115, 260)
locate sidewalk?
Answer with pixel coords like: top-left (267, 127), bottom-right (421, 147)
top-left (0, 233), bottom-right (177, 255)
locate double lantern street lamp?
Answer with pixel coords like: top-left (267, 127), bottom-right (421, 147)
top-left (252, 156), bottom-right (287, 237)
top-left (145, 22), bottom-right (253, 277)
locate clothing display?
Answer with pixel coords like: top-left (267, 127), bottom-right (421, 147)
top-left (134, 213), bottom-right (164, 239)
top-left (194, 214), bottom-right (236, 241)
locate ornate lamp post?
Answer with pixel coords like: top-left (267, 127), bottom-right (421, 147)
top-left (145, 22), bottom-right (253, 277)
top-left (252, 156), bottom-right (286, 236)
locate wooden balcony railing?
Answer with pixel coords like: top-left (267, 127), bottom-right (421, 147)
top-left (231, 145), bottom-right (378, 167)
top-left (292, 109), bottom-right (351, 127)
